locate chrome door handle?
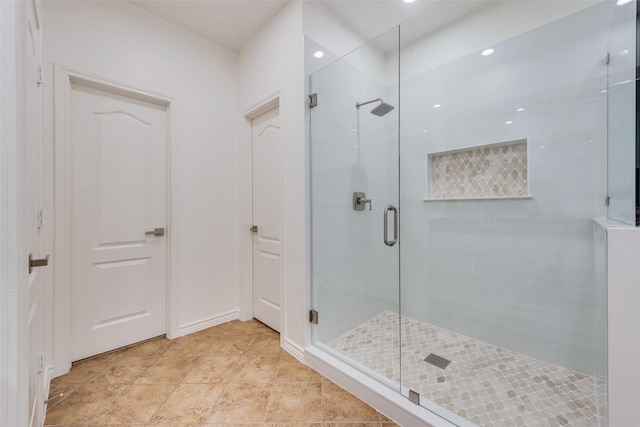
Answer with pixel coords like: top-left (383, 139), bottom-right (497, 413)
top-left (383, 205), bottom-right (398, 247)
top-left (145, 227), bottom-right (165, 237)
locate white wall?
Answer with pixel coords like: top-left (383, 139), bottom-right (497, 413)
top-left (608, 226), bottom-right (640, 427)
top-left (42, 0), bottom-right (240, 373)
top-left (237, 1), bottom-right (306, 357)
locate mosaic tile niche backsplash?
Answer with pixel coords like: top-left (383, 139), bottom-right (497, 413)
top-left (428, 139), bottom-right (528, 199)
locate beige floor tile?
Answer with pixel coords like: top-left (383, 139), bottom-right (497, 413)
top-left (44, 384), bottom-right (127, 425)
top-left (276, 353), bottom-right (322, 383)
top-left (230, 354), bottom-right (280, 383)
top-left (254, 322), bottom-right (279, 335)
top-left (323, 424), bottom-right (382, 427)
top-left (50, 356), bottom-right (109, 385)
top-left (204, 334), bottom-right (253, 355)
top-left (45, 381), bottom-right (80, 410)
top-left (263, 424), bottom-right (322, 427)
top-left (203, 319), bottom-right (261, 335)
top-left (322, 382), bottom-right (380, 422)
top-left (113, 353), bottom-right (161, 369)
top-left (124, 336), bottom-right (174, 357)
top-left (148, 383), bottom-right (225, 424)
top-left (45, 321), bottom-right (391, 427)
top-left (135, 356), bottom-right (198, 384)
top-left (163, 335), bottom-right (214, 356)
top-left (182, 355), bottom-right (242, 384)
top-left (87, 364), bottom-right (149, 384)
top-left (87, 384), bottom-right (175, 424)
top-left (244, 333), bottom-right (282, 355)
top-left (208, 383), bottom-right (271, 423)
top-left (264, 383), bottom-right (322, 423)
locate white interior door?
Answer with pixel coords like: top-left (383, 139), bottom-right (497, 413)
top-left (25, 1), bottom-right (46, 425)
top-left (70, 82), bottom-right (167, 361)
top-left (252, 106), bottom-right (282, 332)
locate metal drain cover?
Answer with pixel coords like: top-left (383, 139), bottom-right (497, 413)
top-left (424, 353), bottom-right (451, 369)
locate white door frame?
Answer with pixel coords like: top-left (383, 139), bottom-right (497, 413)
top-left (1, 1), bottom-right (27, 425)
top-left (53, 64), bottom-right (178, 374)
top-left (239, 91), bottom-right (284, 334)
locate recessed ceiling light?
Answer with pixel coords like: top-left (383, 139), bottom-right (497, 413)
top-left (505, 121), bottom-right (513, 125)
top-left (516, 107), bottom-right (525, 112)
top-left (481, 48), bottom-right (494, 56)
top-left (540, 146), bottom-right (545, 149)
top-left (619, 49), bottom-right (629, 55)
top-left (617, 0), bottom-right (632, 6)
top-left (423, 130), bottom-right (429, 133)
top-left (600, 90), bottom-right (608, 94)
top-left (313, 50), bottom-right (324, 59)
top-left (433, 104), bottom-right (441, 108)
top-left (403, 0), bottom-right (416, 3)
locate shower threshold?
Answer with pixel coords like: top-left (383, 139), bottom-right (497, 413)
top-left (329, 311), bottom-right (607, 427)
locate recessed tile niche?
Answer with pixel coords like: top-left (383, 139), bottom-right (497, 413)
top-left (427, 139), bottom-right (528, 200)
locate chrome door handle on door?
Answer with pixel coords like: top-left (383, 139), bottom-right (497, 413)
top-left (383, 205), bottom-right (398, 247)
top-left (145, 228), bottom-right (165, 237)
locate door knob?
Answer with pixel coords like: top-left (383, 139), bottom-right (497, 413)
top-left (29, 254), bottom-right (49, 274)
top-left (145, 228), bottom-right (165, 237)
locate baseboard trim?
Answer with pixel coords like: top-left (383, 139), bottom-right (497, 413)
top-left (282, 337), bottom-right (305, 362)
top-left (176, 310), bottom-right (240, 337)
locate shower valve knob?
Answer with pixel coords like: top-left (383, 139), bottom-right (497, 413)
top-left (353, 192), bottom-right (372, 211)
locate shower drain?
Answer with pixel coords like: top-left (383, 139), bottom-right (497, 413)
top-left (424, 353), bottom-right (451, 369)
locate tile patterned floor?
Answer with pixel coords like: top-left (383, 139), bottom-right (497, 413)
top-left (45, 319), bottom-right (399, 427)
top-left (330, 311), bottom-right (607, 427)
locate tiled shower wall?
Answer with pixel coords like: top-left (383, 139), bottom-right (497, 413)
top-left (428, 140), bottom-right (528, 200)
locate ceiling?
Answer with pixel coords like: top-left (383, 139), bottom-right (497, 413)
top-left (130, 0), bottom-right (290, 52)
top-left (129, 0), bottom-right (449, 52)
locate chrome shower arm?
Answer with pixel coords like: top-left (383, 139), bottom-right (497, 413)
top-left (355, 98), bottom-right (382, 109)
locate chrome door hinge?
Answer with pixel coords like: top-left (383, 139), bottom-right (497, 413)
top-left (308, 93), bottom-right (317, 108)
top-left (409, 390), bottom-right (420, 405)
top-left (37, 208), bottom-right (44, 229)
top-left (309, 309), bottom-right (318, 324)
top-left (605, 196), bottom-right (610, 206)
top-left (605, 52), bottom-right (610, 65)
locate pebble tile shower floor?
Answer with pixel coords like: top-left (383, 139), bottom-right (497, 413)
top-left (45, 319), bottom-right (399, 426)
top-left (329, 311), bottom-right (607, 427)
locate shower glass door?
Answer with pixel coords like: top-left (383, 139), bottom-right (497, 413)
top-left (398, 1), bottom-right (614, 425)
top-left (309, 27), bottom-right (401, 391)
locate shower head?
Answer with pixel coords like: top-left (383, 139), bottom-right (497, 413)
top-left (356, 98), bottom-right (395, 117)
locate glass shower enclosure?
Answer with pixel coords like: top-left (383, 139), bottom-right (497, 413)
top-left (310, 1), bottom-right (635, 426)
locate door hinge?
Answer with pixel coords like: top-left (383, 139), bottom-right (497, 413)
top-left (605, 196), bottom-right (610, 206)
top-left (250, 225), bottom-right (258, 233)
top-left (37, 208), bottom-right (44, 229)
top-left (308, 93), bottom-right (317, 108)
top-left (605, 52), bottom-right (610, 65)
top-left (37, 64), bottom-right (44, 86)
top-left (309, 309), bottom-right (318, 324)
top-left (38, 352), bottom-right (45, 373)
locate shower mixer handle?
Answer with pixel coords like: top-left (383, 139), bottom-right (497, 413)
top-left (358, 197), bottom-right (372, 210)
top-left (353, 192), bottom-right (372, 211)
